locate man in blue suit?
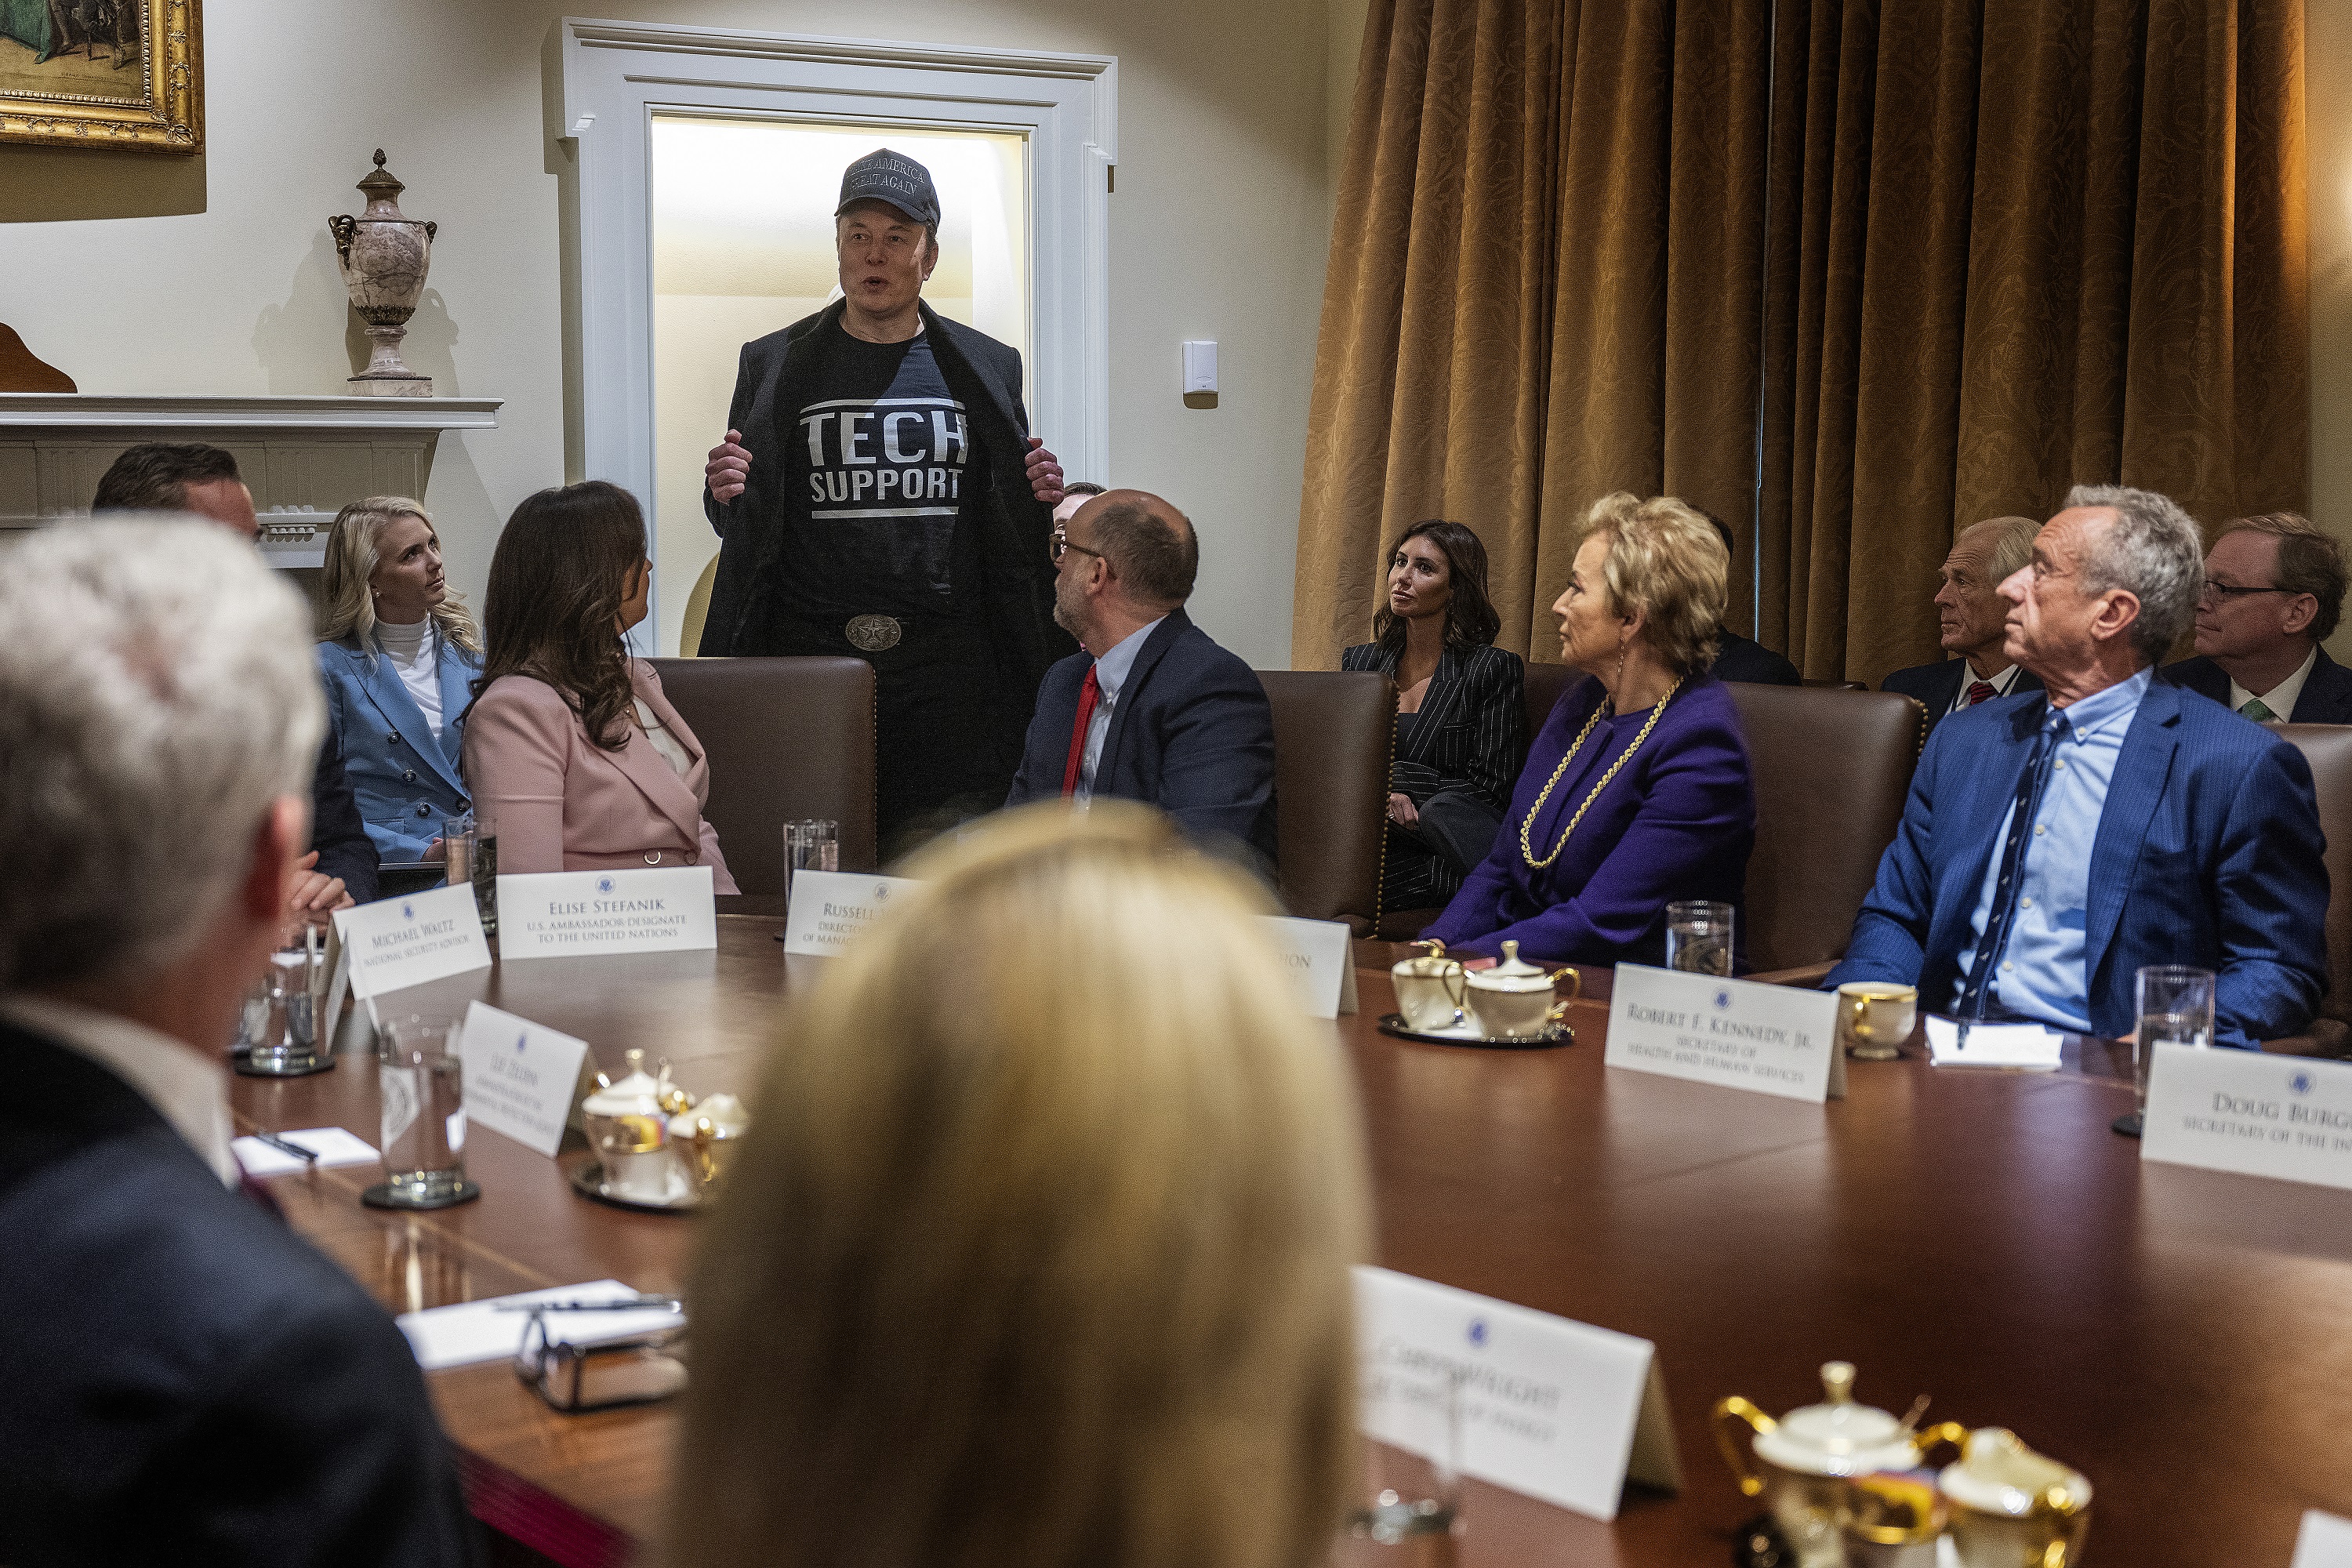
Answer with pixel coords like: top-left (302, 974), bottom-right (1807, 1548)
top-left (1828, 485), bottom-right (2328, 1048)
top-left (1006, 489), bottom-right (1277, 870)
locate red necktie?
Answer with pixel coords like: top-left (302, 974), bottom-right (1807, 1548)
top-left (1966, 681), bottom-right (1996, 706)
top-left (1062, 664), bottom-right (1102, 797)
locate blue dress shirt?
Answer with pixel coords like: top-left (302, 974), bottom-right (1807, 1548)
top-left (1076, 615), bottom-right (1167, 803)
top-left (1955, 667), bottom-right (2152, 1030)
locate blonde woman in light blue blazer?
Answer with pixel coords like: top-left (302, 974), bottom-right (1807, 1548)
top-left (315, 496), bottom-right (485, 863)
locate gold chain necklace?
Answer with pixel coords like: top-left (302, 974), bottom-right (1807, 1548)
top-left (1519, 677), bottom-right (1684, 869)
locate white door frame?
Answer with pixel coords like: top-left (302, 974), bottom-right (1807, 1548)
top-left (559, 18), bottom-right (1116, 651)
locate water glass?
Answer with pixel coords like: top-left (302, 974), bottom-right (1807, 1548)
top-left (363, 1014), bottom-right (480, 1210)
top-left (234, 943), bottom-right (330, 1077)
top-left (1665, 900), bottom-right (1735, 976)
top-left (782, 818), bottom-right (840, 903)
top-left (1345, 1342), bottom-right (1464, 1568)
top-left (445, 810), bottom-right (499, 938)
top-left (2122, 964), bottom-right (2215, 1137)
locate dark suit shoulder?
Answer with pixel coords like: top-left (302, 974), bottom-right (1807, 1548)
top-left (2161, 655), bottom-right (2230, 701)
top-left (1881, 659), bottom-right (1948, 699)
top-left (1340, 641), bottom-right (1391, 674)
top-left (1454, 644), bottom-right (1523, 686)
top-left (2298, 649), bottom-right (2352, 723)
top-left (1711, 632), bottom-right (1801, 686)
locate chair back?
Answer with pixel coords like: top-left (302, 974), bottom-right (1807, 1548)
top-left (647, 656), bottom-right (879, 891)
top-left (1258, 669), bottom-right (1395, 934)
top-left (1723, 684), bottom-right (1924, 973)
top-left (1523, 661), bottom-right (1575, 759)
top-left (2272, 724), bottom-right (2352, 1027)
top-left (678, 554), bottom-right (720, 657)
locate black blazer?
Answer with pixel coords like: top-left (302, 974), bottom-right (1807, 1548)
top-left (1882, 658), bottom-right (2045, 740)
top-left (313, 734), bottom-right (380, 906)
top-left (1007, 608), bottom-right (1278, 869)
top-left (697, 299), bottom-right (1075, 713)
top-left (2163, 648), bottom-right (2352, 724)
top-left (1340, 641), bottom-right (1524, 809)
top-left (0, 1020), bottom-right (477, 1567)
top-left (1711, 631), bottom-right (1802, 686)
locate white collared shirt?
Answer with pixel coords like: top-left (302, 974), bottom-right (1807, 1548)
top-left (1076, 615), bottom-right (1168, 804)
top-left (0, 993), bottom-right (238, 1186)
top-left (2227, 645), bottom-right (2318, 721)
top-left (1946, 660), bottom-right (2025, 715)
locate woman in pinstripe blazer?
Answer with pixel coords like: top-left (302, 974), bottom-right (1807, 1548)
top-left (1343, 521), bottom-right (1526, 909)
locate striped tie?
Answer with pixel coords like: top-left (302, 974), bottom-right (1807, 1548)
top-left (1966, 681), bottom-right (1997, 706)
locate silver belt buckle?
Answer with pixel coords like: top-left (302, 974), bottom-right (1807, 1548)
top-left (846, 614), bottom-right (902, 652)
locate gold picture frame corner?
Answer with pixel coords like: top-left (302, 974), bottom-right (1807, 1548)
top-left (0, 0), bottom-right (202, 155)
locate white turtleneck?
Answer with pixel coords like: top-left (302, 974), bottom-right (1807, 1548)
top-left (376, 616), bottom-right (444, 742)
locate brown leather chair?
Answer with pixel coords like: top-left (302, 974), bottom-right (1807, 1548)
top-left (1258, 669), bottom-right (1395, 935)
top-left (1726, 684), bottom-right (1923, 976)
top-left (647, 656), bottom-right (879, 891)
top-left (2260, 724), bottom-right (2352, 1057)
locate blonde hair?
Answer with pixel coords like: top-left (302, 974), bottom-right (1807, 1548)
top-left (669, 802), bottom-right (1368, 1568)
top-left (318, 495), bottom-right (481, 655)
top-left (1581, 492), bottom-right (1730, 677)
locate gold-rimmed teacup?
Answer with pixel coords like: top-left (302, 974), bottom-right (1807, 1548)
top-left (1391, 940), bottom-right (1469, 1032)
top-left (1838, 982), bottom-right (1918, 1061)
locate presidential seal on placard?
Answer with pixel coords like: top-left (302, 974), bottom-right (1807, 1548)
top-left (845, 615), bottom-right (902, 652)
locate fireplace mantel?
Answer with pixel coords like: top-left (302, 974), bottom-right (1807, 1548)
top-left (0, 394), bottom-right (504, 568)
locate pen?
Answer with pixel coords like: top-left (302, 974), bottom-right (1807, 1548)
top-left (495, 1295), bottom-right (682, 1313)
top-left (256, 1131), bottom-right (318, 1165)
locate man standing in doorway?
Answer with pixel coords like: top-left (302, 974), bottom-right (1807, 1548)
top-left (701, 147), bottom-right (1073, 856)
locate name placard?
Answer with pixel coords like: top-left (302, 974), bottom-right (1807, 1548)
top-left (495, 867), bottom-right (717, 960)
top-left (2292, 1511), bottom-right (2352, 1567)
top-left (332, 884), bottom-right (491, 1000)
top-left (780, 869), bottom-right (921, 955)
top-left (1259, 915), bottom-right (1359, 1018)
top-left (2140, 1044), bottom-right (2352, 1191)
top-left (1353, 1265), bottom-right (1679, 1521)
top-left (457, 1001), bottom-right (597, 1158)
top-left (1605, 964), bottom-right (1845, 1102)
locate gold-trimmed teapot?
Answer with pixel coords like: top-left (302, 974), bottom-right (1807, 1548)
top-left (1391, 939), bottom-right (1468, 1031)
top-left (1937, 1428), bottom-right (2091, 1567)
top-left (1712, 1361), bottom-right (1965, 1568)
top-left (1462, 940), bottom-right (1579, 1039)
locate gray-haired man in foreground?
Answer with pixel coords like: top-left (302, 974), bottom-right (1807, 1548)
top-left (0, 520), bottom-right (477, 1566)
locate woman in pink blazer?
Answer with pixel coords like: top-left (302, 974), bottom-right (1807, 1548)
top-left (463, 481), bottom-right (738, 892)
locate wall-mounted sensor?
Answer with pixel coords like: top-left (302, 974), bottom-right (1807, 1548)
top-left (1182, 340), bottom-right (1218, 394)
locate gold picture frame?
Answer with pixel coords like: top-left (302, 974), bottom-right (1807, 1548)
top-left (0, 0), bottom-right (201, 153)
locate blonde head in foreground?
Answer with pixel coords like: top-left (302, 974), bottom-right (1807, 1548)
top-left (669, 801), bottom-right (1370, 1568)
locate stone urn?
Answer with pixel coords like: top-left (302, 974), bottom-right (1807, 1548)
top-left (329, 150), bottom-right (436, 397)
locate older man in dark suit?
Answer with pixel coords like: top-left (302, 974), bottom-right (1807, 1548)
top-left (0, 519), bottom-right (477, 1566)
top-left (1880, 514), bottom-right (2045, 736)
top-left (2163, 512), bottom-right (2352, 725)
top-left (1007, 489), bottom-right (1277, 871)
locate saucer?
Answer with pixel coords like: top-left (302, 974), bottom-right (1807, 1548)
top-left (1376, 1012), bottom-right (1575, 1050)
top-left (569, 1158), bottom-right (701, 1214)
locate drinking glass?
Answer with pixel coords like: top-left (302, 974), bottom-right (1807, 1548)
top-left (782, 819), bottom-right (840, 904)
top-left (1665, 901), bottom-right (1735, 976)
top-left (234, 943), bottom-right (331, 1077)
top-left (2118, 965), bottom-right (2214, 1138)
top-left (1345, 1342), bottom-right (1464, 1568)
top-left (363, 1014), bottom-right (481, 1210)
top-left (445, 808), bottom-right (499, 938)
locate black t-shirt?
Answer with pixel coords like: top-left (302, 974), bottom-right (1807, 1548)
top-left (781, 324), bottom-right (984, 621)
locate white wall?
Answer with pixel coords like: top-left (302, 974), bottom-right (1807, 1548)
top-left (0, 0), bottom-right (1347, 668)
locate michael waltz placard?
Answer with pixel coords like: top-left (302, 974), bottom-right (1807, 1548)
top-left (1606, 964), bottom-right (1845, 1102)
top-left (496, 868), bottom-right (717, 960)
top-left (332, 884), bottom-right (491, 1000)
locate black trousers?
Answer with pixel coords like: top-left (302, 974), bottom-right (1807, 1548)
top-left (771, 613), bottom-right (1024, 861)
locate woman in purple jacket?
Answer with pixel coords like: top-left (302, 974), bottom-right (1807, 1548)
top-left (1423, 493), bottom-right (1756, 967)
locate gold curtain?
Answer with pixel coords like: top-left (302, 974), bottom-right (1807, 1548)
top-left (1296, 0), bottom-right (2309, 685)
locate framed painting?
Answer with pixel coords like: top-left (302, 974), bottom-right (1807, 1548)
top-left (0, 0), bottom-right (199, 151)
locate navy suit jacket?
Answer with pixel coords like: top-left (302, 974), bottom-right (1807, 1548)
top-left (2163, 648), bottom-right (2352, 725)
top-left (1882, 658), bottom-right (2045, 741)
top-left (1006, 608), bottom-right (1278, 868)
top-left (319, 636), bottom-right (483, 862)
top-left (311, 736), bottom-right (379, 906)
top-left (1826, 678), bottom-right (2329, 1047)
top-left (0, 1020), bottom-right (477, 1566)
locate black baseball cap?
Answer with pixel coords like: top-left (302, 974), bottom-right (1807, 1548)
top-left (834, 147), bottom-right (941, 227)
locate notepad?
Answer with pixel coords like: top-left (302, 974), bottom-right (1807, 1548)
top-left (395, 1279), bottom-right (684, 1370)
top-left (1925, 1015), bottom-right (2063, 1069)
top-left (230, 1126), bottom-right (380, 1176)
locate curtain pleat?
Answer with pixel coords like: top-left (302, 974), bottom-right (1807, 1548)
top-left (1295, 0), bottom-right (2308, 686)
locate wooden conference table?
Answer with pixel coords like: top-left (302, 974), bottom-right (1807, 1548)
top-left (230, 902), bottom-right (2352, 1567)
